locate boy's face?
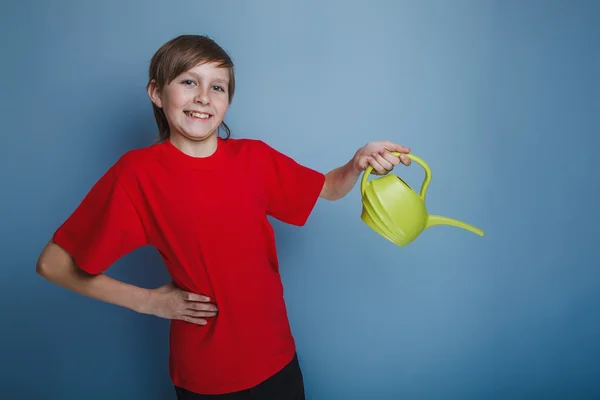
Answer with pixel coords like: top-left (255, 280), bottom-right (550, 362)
top-left (149, 61), bottom-right (230, 143)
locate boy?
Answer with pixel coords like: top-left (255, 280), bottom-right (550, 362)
top-left (36, 34), bottom-right (411, 399)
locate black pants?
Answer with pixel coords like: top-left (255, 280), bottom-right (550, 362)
top-left (174, 353), bottom-right (305, 399)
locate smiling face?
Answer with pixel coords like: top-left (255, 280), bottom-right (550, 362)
top-left (148, 62), bottom-right (231, 145)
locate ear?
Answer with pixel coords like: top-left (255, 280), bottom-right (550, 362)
top-left (147, 79), bottom-right (163, 108)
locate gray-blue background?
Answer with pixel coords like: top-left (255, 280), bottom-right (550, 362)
top-left (2, 0), bottom-right (598, 398)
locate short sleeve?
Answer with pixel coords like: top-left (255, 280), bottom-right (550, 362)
top-left (262, 142), bottom-right (326, 226)
top-left (53, 165), bottom-right (147, 275)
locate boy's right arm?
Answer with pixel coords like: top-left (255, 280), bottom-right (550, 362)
top-left (36, 240), bottom-right (152, 313)
top-left (36, 240), bottom-right (217, 325)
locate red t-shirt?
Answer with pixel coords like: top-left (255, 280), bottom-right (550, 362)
top-left (53, 137), bottom-right (326, 394)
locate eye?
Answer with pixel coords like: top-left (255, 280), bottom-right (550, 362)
top-left (212, 85), bottom-right (225, 92)
top-left (181, 79), bottom-right (196, 86)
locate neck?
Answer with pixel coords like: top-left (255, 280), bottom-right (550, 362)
top-left (169, 132), bottom-right (218, 158)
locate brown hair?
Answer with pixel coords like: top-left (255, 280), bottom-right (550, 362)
top-left (147, 35), bottom-right (235, 142)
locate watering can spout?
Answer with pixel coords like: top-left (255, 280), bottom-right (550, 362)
top-left (426, 215), bottom-right (484, 236)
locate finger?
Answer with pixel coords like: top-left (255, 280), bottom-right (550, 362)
top-left (188, 302), bottom-right (218, 312)
top-left (381, 149), bottom-right (410, 166)
top-left (181, 291), bottom-right (211, 302)
top-left (373, 152), bottom-right (393, 171)
top-left (180, 315), bottom-right (208, 325)
top-left (367, 157), bottom-right (386, 175)
top-left (184, 309), bottom-right (218, 318)
top-left (395, 152), bottom-right (411, 166)
top-left (383, 141), bottom-right (410, 154)
top-left (380, 150), bottom-right (401, 166)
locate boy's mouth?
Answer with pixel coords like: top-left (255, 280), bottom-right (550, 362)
top-left (184, 111), bottom-right (212, 120)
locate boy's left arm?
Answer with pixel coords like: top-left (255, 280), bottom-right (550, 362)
top-left (319, 140), bottom-right (411, 201)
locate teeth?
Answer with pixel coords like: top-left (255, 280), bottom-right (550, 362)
top-left (187, 111), bottom-right (210, 119)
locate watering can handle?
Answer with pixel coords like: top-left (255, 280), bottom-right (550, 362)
top-left (360, 151), bottom-right (433, 201)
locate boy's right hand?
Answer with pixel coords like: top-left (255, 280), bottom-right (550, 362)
top-left (141, 282), bottom-right (218, 325)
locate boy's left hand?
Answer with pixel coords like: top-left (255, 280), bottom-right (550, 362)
top-left (353, 140), bottom-right (411, 175)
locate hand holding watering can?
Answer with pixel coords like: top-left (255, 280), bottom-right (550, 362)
top-left (357, 146), bottom-right (484, 246)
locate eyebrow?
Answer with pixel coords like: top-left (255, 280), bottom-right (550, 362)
top-left (184, 71), bottom-right (229, 85)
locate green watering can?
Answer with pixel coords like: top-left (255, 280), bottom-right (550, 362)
top-left (360, 152), bottom-right (484, 246)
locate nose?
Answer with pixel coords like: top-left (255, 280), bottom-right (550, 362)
top-left (194, 89), bottom-right (210, 105)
